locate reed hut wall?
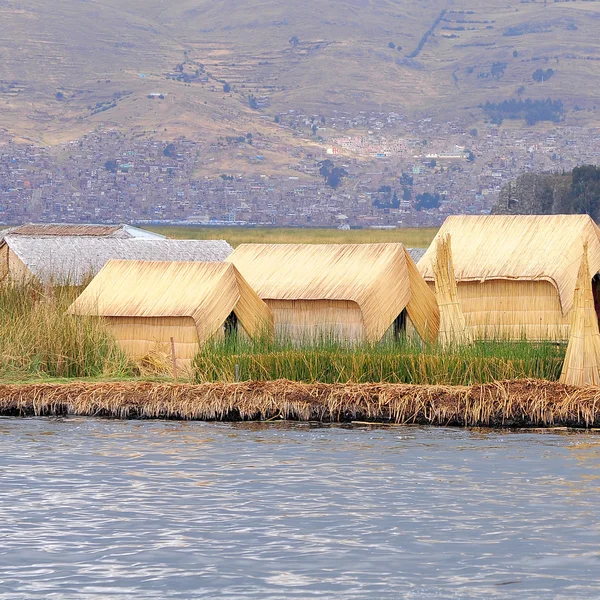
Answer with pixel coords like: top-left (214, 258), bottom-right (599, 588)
top-left (69, 261), bottom-right (273, 361)
top-left (456, 280), bottom-right (570, 341)
top-left (418, 214), bottom-right (600, 341)
top-left (104, 316), bottom-right (200, 361)
top-left (227, 243), bottom-right (439, 344)
top-left (0, 243), bottom-right (31, 282)
top-left (0, 243), bottom-right (7, 280)
top-left (424, 274), bottom-right (572, 341)
top-left (265, 299), bottom-right (365, 343)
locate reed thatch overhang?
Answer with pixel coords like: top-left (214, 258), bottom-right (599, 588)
top-left (0, 223), bottom-right (164, 239)
top-left (68, 260), bottom-right (273, 344)
top-left (0, 236), bottom-right (233, 285)
top-left (227, 243), bottom-right (440, 343)
top-left (418, 215), bottom-right (600, 316)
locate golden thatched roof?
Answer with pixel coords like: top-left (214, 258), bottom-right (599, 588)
top-left (227, 243), bottom-right (439, 342)
top-left (418, 214), bottom-right (600, 315)
top-left (69, 260), bottom-right (273, 342)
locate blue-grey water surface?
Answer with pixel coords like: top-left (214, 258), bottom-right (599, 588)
top-left (1, 418), bottom-right (600, 599)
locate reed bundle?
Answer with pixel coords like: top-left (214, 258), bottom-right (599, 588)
top-left (560, 243), bottom-right (600, 386)
top-left (1, 379), bottom-right (600, 427)
top-left (432, 233), bottom-right (471, 347)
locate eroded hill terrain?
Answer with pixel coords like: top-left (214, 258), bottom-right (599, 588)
top-left (1, 0), bottom-right (600, 144)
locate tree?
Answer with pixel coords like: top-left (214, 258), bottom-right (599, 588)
top-left (465, 149), bottom-right (475, 162)
top-left (572, 165), bottom-right (600, 220)
top-left (289, 36), bottom-right (299, 46)
top-left (318, 159), bottom-right (347, 189)
top-left (56, 91), bottom-right (64, 101)
top-left (388, 41), bottom-right (396, 49)
top-left (532, 68), bottom-right (554, 83)
top-left (400, 172), bottom-right (413, 186)
top-left (373, 185), bottom-right (400, 209)
top-left (415, 192), bottom-right (440, 211)
top-left (248, 95), bottom-right (258, 110)
top-left (274, 115), bottom-right (280, 123)
top-left (104, 159), bottom-right (118, 173)
top-left (163, 143), bottom-right (177, 158)
top-left (223, 82), bottom-right (231, 93)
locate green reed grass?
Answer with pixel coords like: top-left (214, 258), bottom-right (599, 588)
top-left (194, 335), bottom-right (565, 386)
top-left (146, 226), bottom-right (439, 248)
top-left (0, 280), bottom-right (566, 385)
top-left (0, 280), bottom-right (134, 380)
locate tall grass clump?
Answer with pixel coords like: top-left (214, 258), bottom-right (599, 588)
top-left (193, 334), bottom-right (565, 385)
top-left (0, 280), bottom-right (134, 380)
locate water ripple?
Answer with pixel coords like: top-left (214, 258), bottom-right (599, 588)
top-left (1, 418), bottom-right (599, 598)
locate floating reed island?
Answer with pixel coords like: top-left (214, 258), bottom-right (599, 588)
top-left (4, 217), bottom-right (600, 429)
top-left (2, 378), bottom-right (600, 428)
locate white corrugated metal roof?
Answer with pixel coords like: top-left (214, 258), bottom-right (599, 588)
top-left (4, 236), bottom-right (233, 284)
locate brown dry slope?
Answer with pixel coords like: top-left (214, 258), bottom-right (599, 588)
top-left (1, 0), bottom-right (600, 143)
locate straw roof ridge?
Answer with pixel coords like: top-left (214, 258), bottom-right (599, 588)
top-left (227, 242), bottom-right (406, 300)
top-left (418, 214), bottom-right (600, 315)
top-left (3, 236), bottom-right (233, 284)
top-left (3, 223), bottom-right (164, 238)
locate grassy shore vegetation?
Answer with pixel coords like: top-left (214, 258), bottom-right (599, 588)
top-left (0, 280), bottom-right (134, 381)
top-left (194, 336), bottom-right (565, 386)
top-left (145, 226), bottom-right (439, 248)
top-left (1, 280), bottom-right (565, 385)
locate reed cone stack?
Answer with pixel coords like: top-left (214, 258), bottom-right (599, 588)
top-left (433, 234), bottom-right (472, 347)
top-left (560, 243), bottom-right (600, 386)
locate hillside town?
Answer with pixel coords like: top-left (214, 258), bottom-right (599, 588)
top-left (1, 111), bottom-right (599, 227)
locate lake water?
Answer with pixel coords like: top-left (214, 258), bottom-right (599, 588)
top-left (1, 418), bottom-right (599, 599)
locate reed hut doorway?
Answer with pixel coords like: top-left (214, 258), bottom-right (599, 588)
top-left (592, 275), bottom-right (600, 326)
top-left (393, 309), bottom-right (407, 340)
top-left (224, 311), bottom-right (239, 339)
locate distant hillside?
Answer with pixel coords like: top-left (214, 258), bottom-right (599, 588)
top-left (492, 165), bottom-right (600, 221)
top-left (1, 0), bottom-right (600, 144)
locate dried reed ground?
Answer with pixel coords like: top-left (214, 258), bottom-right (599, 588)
top-left (2, 379), bottom-right (600, 428)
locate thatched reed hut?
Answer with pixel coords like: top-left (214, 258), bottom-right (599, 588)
top-left (227, 243), bottom-right (439, 343)
top-left (418, 215), bottom-right (600, 341)
top-left (68, 260), bottom-right (273, 364)
top-left (0, 236), bottom-right (232, 285)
